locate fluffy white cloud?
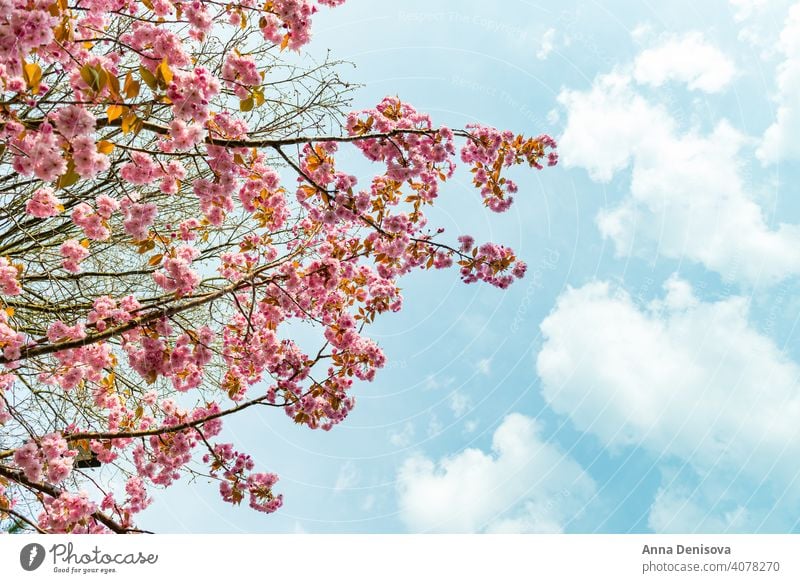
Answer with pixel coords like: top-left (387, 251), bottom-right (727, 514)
top-left (333, 461), bottom-right (360, 492)
top-left (536, 278), bottom-right (800, 531)
top-left (389, 421), bottom-right (415, 447)
top-left (396, 413), bottom-right (594, 533)
top-left (448, 390), bottom-right (472, 417)
top-left (758, 3), bottom-right (800, 162)
top-left (558, 73), bottom-right (800, 284)
top-left (536, 27), bottom-right (556, 60)
top-left (633, 33), bottom-right (736, 92)
top-left (728, 0), bottom-right (793, 54)
top-left (648, 486), bottom-right (750, 534)
top-left (730, 0), bottom-right (770, 20)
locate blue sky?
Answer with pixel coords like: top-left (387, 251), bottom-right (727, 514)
top-left (141, 0), bottom-right (800, 533)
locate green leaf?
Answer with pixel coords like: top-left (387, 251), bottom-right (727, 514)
top-left (139, 66), bottom-right (157, 91)
top-left (239, 97), bottom-right (254, 112)
top-left (56, 159), bottom-right (80, 189)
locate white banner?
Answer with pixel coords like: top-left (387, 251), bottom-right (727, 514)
top-left (1, 534), bottom-right (797, 582)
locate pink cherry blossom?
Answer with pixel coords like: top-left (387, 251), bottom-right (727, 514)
top-left (25, 187), bottom-right (62, 218)
top-left (60, 239), bottom-right (90, 273)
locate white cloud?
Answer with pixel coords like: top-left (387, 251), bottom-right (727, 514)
top-left (536, 28), bottom-right (556, 60)
top-left (333, 461), bottom-right (360, 492)
top-left (389, 422), bottom-right (415, 447)
top-left (758, 3), bottom-right (800, 162)
top-left (427, 413), bottom-right (443, 437)
top-left (633, 33), bottom-right (736, 93)
top-left (396, 413), bottom-right (595, 533)
top-left (631, 23), bottom-right (654, 43)
top-left (730, 0), bottom-right (770, 20)
top-left (536, 278), bottom-right (800, 531)
top-left (476, 358), bottom-right (492, 375)
top-left (558, 72), bottom-right (800, 284)
top-left (423, 374), bottom-right (454, 390)
top-left (728, 0), bottom-right (793, 55)
top-left (648, 482), bottom-right (754, 533)
top-left (448, 390), bottom-right (472, 417)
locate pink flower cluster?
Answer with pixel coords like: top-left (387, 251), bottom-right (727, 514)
top-left (25, 187), bottom-right (62, 218)
top-left (167, 67), bottom-right (220, 123)
top-left (119, 22), bottom-right (191, 70)
top-left (39, 320), bottom-right (117, 390)
top-left (123, 322), bottom-right (214, 392)
top-left (152, 245), bottom-right (201, 296)
top-left (222, 53), bottom-right (261, 99)
top-left (9, 123), bottom-right (66, 182)
top-left (38, 492), bottom-right (102, 533)
top-left (47, 320), bottom-right (86, 343)
top-left (72, 134), bottom-right (109, 178)
top-left (0, 307), bottom-right (24, 361)
top-left (258, 0), bottom-right (344, 50)
top-left (0, 373), bottom-right (11, 424)
top-left (119, 152), bottom-right (160, 185)
top-left (0, 5), bottom-right (55, 72)
top-left (459, 242), bottom-right (527, 289)
top-left (52, 105), bottom-right (95, 140)
top-left (220, 301), bottom-right (284, 399)
top-left (0, 256), bottom-right (21, 295)
top-left (346, 97), bottom-right (455, 199)
top-left (71, 195), bottom-right (119, 240)
top-left (192, 145), bottom-right (239, 225)
top-left (87, 295), bottom-right (141, 332)
top-left (124, 476), bottom-right (152, 515)
top-left (121, 200), bottom-right (157, 241)
top-left (133, 401), bottom-right (222, 486)
top-left (47, 344), bottom-right (114, 391)
top-left (460, 125), bottom-right (558, 212)
top-left (204, 443), bottom-right (282, 513)
top-left (13, 433), bottom-right (76, 484)
top-left (207, 111), bottom-right (249, 140)
top-left (184, 1), bottom-right (213, 39)
top-left (162, 119), bottom-right (205, 152)
top-left (60, 239), bottom-right (89, 273)
top-left (120, 152), bottom-right (186, 194)
top-left (218, 251), bottom-right (257, 282)
top-left (238, 166), bottom-right (289, 229)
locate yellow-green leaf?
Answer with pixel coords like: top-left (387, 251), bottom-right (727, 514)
top-left (107, 73), bottom-right (121, 98)
top-left (253, 88), bottom-right (265, 107)
top-left (121, 111), bottom-right (138, 134)
top-left (139, 66), bottom-right (157, 90)
top-left (124, 72), bottom-right (140, 99)
top-left (80, 64), bottom-right (104, 92)
top-left (239, 97), bottom-right (254, 112)
top-left (106, 104), bottom-right (124, 122)
top-left (22, 62), bottom-right (42, 91)
top-left (56, 159), bottom-right (79, 189)
top-left (156, 59), bottom-right (173, 86)
top-left (96, 140), bottom-right (114, 155)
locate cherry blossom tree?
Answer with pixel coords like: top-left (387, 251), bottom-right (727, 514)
top-left (0, 0), bottom-right (557, 533)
